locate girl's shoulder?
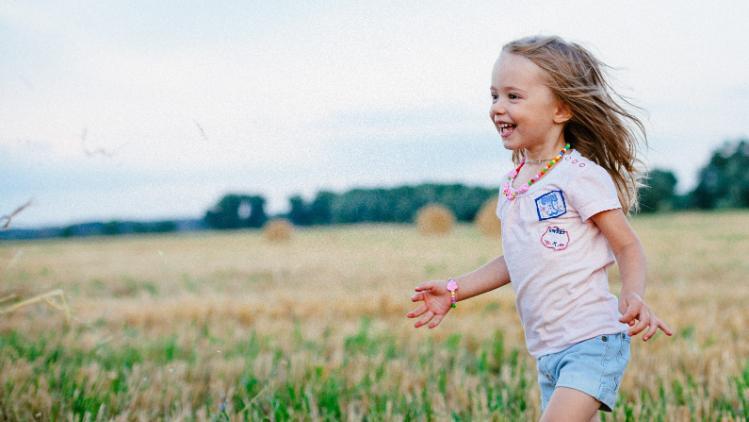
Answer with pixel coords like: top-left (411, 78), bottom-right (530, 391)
top-left (562, 151), bottom-right (620, 216)
top-left (566, 150), bottom-right (610, 180)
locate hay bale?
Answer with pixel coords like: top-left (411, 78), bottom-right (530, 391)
top-left (475, 196), bottom-right (502, 237)
top-left (263, 218), bottom-right (294, 242)
top-left (416, 203), bottom-right (455, 235)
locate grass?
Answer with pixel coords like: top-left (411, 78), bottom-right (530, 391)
top-left (1, 210), bottom-right (749, 420)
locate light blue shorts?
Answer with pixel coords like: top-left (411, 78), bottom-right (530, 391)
top-left (536, 331), bottom-right (631, 412)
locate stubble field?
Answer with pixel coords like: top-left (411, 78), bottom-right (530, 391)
top-left (1, 211), bottom-right (748, 421)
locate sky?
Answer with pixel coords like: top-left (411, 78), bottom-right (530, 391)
top-left (2, 1), bottom-right (748, 228)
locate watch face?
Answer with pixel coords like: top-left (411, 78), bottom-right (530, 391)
top-left (447, 280), bottom-right (458, 291)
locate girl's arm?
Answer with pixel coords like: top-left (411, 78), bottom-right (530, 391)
top-left (453, 255), bottom-right (512, 302)
top-left (408, 255), bottom-right (510, 329)
top-left (589, 208), bottom-right (673, 341)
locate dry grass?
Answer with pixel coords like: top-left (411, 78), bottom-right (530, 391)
top-left (0, 288), bottom-right (71, 323)
top-left (0, 211), bottom-right (748, 420)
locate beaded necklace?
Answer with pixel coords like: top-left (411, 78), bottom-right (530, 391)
top-left (502, 143), bottom-right (571, 200)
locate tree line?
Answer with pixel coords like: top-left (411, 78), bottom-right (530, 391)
top-left (1, 138), bottom-right (747, 240)
top-left (637, 138), bottom-right (749, 211)
top-left (209, 138), bottom-right (749, 230)
top-left (205, 184), bottom-right (497, 230)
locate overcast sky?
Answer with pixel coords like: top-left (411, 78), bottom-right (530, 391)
top-left (2, 1), bottom-right (748, 228)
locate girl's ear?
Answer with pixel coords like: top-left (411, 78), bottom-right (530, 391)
top-left (553, 100), bottom-right (573, 124)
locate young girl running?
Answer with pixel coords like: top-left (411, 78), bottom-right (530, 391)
top-left (406, 35), bottom-right (673, 421)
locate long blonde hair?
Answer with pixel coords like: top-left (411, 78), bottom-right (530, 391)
top-left (502, 35), bottom-right (649, 215)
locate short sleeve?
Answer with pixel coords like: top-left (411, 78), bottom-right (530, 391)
top-left (565, 164), bottom-right (621, 223)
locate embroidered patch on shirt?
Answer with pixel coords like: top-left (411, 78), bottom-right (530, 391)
top-left (540, 225), bottom-right (570, 251)
top-left (534, 190), bottom-right (567, 221)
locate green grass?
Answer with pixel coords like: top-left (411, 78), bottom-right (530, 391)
top-left (3, 317), bottom-right (747, 420)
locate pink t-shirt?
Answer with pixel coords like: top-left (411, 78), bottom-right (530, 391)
top-left (495, 148), bottom-right (629, 358)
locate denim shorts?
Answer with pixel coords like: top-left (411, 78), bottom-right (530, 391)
top-left (536, 331), bottom-right (631, 412)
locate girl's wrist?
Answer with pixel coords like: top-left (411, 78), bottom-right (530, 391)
top-left (446, 278), bottom-right (459, 308)
top-left (621, 289), bottom-right (644, 300)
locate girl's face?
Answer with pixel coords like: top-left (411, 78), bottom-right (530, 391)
top-left (489, 51), bottom-right (570, 152)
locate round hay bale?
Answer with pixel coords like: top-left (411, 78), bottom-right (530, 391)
top-left (416, 203), bottom-right (455, 235)
top-left (475, 196), bottom-right (502, 237)
top-left (262, 218), bottom-right (294, 242)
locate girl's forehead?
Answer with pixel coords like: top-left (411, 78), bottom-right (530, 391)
top-left (491, 52), bottom-right (547, 90)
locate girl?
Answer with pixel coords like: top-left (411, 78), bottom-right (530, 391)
top-left (406, 35), bottom-right (673, 421)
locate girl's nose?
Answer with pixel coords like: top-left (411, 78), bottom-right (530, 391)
top-left (491, 98), bottom-right (506, 115)
top-left (490, 103), bottom-right (506, 119)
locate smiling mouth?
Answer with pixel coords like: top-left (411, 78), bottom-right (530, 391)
top-left (498, 122), bottom-right (516, 137)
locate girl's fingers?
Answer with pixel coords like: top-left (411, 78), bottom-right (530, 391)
top-left (643, 319), bottom-right (658, 341)
top-left (619, 304), bottom-right (640, 324)
top-left (411, 292), bottom-right (424, 302)
top-left (415, 311), bottom-right (435, 328)
top-left (630, 310), bottom-right (650, 336)
top-left (658, 318), bottom-right (674, 336)
top-left (406, 304), bottom-right (427, 319)
top-left (428, 313), bottom-right (445, 329)
top-left (415, 283), bottom-right (433, 292)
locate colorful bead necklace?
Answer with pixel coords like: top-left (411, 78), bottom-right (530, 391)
top-left (502, 143), bottom-right (571, 200)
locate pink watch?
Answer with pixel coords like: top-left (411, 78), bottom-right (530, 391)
top-left (446, 278), bottom-right (459, 308)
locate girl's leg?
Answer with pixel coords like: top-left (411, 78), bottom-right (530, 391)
top-left (539, 387), bottom-right (600, 422)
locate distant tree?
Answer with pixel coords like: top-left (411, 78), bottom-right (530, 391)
top-left (153, 220), bottom-right (177, 233)
top-left (690, 138), bottom-right (749, 209)
top-left (309, 191), bottom-right (335, 225)
top-left (102, 220), bottom-right (121, 235)
top-left (246, 196), bottom-right (267, 228)
top-left (204, 194), bottom-right (267, 229)
top-left (391, 186), bottom-right (417, 222)
top-left (638, 169), bottom-right (678, 213)
top-left (288, 194), bottom-right (313, 226)
top-left (672, 193), bottom-right (694, 210)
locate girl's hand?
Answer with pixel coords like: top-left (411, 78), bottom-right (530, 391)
top-left (618, 291), bottom-right (673, 341)
top-left (406, 280), bottom-right (453, 329)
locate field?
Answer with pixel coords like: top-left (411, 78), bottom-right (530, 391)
top-left (1, 211), bottom-right (749, 421)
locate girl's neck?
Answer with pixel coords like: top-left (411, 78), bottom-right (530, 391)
top-left (523, 140), bottom-right (567, 162)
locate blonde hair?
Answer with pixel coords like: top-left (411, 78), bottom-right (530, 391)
top-left (502, 35), bottom-right (649, 215)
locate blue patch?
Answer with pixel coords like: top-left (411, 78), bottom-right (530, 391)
top-left (535, 190), bottom-right (567, 221)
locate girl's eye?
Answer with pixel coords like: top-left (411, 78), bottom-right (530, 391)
top-left (491, 93), bottom-right (520, 103)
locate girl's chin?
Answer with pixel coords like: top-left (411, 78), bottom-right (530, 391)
top-left (501, 139), bottom-right (522, 150)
